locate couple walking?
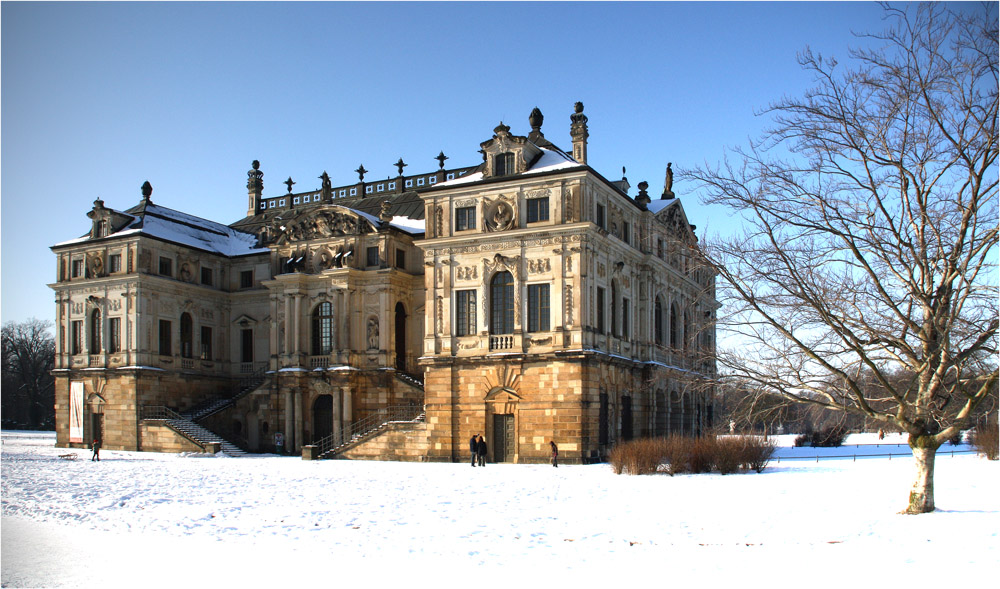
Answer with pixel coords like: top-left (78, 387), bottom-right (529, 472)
top-left (469, 434), bottom-right (487, 467)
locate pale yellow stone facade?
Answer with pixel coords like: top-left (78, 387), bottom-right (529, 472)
top-left (50, 104), bottom-right (717, 463)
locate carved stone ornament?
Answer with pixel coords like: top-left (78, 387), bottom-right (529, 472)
top-left (565, 285), bottom-right (574, 326)
top-left (272, 206), bottom-right (374, 245)
top-left (366, 316), bottom-right (379, 350)
top-left (86, 252), bottom-right (106, 278)
top-left (526, 258), bottom-right (551, 274)
top-left (525, 188), bottom-right (550, 200)
top-left (455, 198), bottom-right (476, 208)
top-left (456, 266), bottom-right (479, 281)
top-left (483, 196), bottom-right (515, 232)
top-left (434, 205), bottom-right (443, 238)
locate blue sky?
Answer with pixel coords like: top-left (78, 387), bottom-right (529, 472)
top-left (1, 1), bottom-right (952, 325)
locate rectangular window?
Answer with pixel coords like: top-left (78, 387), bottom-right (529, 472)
top-left (108, 317), bottom-right (121, 353)
top-left (201, 267), bottom-right (213, 286)
top-left (240, 270), bottom-right (253, 289)
top-left (72, 259), bottom-right (83, 278)
top-left (622, 222), bottom-right (630, 245)
top-left (657, 238), bottom-right (664, 259)
top-left (596, 204), bottom-right (606, 230)
top-left (395, 249), bottom-right (406, 269)
top-left (455, 206), bottom-right (476, 231)
top-left (200, 326), bottom-right (212, 360)
top-left (108, 254), bottom-right (122, 273)
top-left (455, 290), bottom-right (476, 336)
top-left (158, 320), bottom-right (172, 356)
top-left (158, 257), bottom-right (172, 277)
top-left (366, 246), bottom-right (379, 267)
top-left (71, 321), bottom-right (83, 355)
top-left (241, 329), bottom-right (253, 363)
top-left (527, 284), bottom-right (550, 332)
top-left (622, 298), bottom-right (630, 339)
top-left (596, 287), bottom-right (605, 334)
top-left (527, 197), bottom-right (549, 223)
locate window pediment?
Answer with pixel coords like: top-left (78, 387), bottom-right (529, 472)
top-left (270, 205), bottom-right (377, 245)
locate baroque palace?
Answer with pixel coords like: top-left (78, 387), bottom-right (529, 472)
top-left (50, 103), bottom-right (718, 464)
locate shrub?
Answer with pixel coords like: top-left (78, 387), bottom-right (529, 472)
top-left (713, 437), bottom-right (744, 475)
top-left (739, 436), bottom-right (777, 473)
top-left (661, 436), bottom-right (692, 476)
top-left (688, 437), bottom-right (716, 473)
top-left (608, 438), bottom-right (663, 475)
top-left (795, 425), bottom-right (849, 447)
top-left (970, 421), bottom-right (999, 460)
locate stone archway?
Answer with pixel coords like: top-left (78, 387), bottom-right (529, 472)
top-left (485, 389), bottom-right (519, 463)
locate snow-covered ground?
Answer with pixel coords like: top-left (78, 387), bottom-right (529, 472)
top-left (2, 431), bottom-right (997, 587)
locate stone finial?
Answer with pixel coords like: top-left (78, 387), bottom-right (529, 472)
top-left (529, 107), bottom-right (544, 131)
top-left (574, 101), bottom-right (584, 114)
top-left (436, 151), bottom-right (449, 170)
top-left (247, 161), bottom-right (264, 192)
top-left (284, 177), bottom-right (295, 194)
top-left (395, 158), bottom-right (407, 177)
top-left (141, 181), bottom-right (153, 201)
top-left (570, 101), bottom-right (589, 164)
top-left (355, 164), bottom-right (368, 182)
top-left (636, 181), bottom-right (651, 210)
top-left (493, 122), bottom-right (511, 138)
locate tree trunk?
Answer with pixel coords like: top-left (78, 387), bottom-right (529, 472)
top-left (904, 445), bottom-right (937, 514)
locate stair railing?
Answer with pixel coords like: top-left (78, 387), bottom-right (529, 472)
top-left (314, 403), bottom-right (424, 457)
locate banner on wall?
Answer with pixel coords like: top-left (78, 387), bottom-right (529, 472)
top-left (69, 382), bottom-right (84, 443)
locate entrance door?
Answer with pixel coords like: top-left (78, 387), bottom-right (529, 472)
top-left (313, 395), bottom-right (333, 442)
top-left (91, 413), bottom-right (104, 446)
top-left (492, 414), bottom-right (515, 462)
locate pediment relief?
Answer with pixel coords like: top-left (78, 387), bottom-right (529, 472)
top-left (483, 195), bottom-right (516, 232)
top-left (233, 314), bottom-right (258, 327)
top-left (270, 205), bottom-right (377, 245)
top-left (483, 364), bottom-right (521, 401)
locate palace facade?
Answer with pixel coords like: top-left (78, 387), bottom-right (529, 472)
top-left (50, 103), bottom-right (718, 463)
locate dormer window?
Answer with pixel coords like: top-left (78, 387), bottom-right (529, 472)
top-left (93, 220), bottom-right (108, 238)
top-left (494, 152), bottom-right (515, 177)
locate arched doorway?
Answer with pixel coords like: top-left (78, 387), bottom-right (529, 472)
top-left (395, 302), bottom-right (406, 372)
top-left (313, 395), bottom-right (333, 442)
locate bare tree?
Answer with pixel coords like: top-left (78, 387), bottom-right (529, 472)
top-left (683, 3), bottom-right (998, 513)
top-left (1, 319), bottom-right (55, 429)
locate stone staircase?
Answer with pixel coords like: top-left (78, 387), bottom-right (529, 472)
top-left (182, 369), bottom-right (268, 422)
top-left (164, 418), bottom-right (247, 457)
top-left (314, 404), bottom-right (425, 459)
top-left (142, 406), bottom-right (247, 457)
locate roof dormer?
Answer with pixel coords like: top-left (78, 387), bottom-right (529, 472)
top-left (480, 122), bottom-right (541, 179)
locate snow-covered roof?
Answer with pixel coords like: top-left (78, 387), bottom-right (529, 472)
top-left (646, 199), bottom-right (680, 214)
top-left (433, 147), bottom-right (582, 188)
top-left (389, 216), bottom-right (425, 234)
top-left (55, 202), bottom-right (268, 257)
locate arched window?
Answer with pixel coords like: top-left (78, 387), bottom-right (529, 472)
top-left (670, 303), bottom-right (679, 349)
top-left (180, 312), bottom-right (193, 358)
top-left (490, 271), bottom-right (514, 334)
top-left (654, 297), bottom-right (664, 346)
top-left (88, 308), bottom-right (101, 353)
top-left (312, 302), bottom-right (334, 355)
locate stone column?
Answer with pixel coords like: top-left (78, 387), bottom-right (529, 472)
top-left (342, 386), bottom-right (352, 434)
top-left (294, 390), bottom-right (303, 452)
top-left (283, 389), bottom-right (294, 452)
top-left (332, 386), bottom-right (343, 444)
top-left (284, 295), bottom-right (292, 354)
top-left (293, 294), bottom-right (303, 355)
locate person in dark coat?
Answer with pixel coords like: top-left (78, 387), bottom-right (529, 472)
top-left (470, 433), bottom-right (479, 467)
top-left (91, 438), bottom-right (101, 462)
top-left (550, 440), bottom-right (558, 467)
top-left (476, 435), bottom-right (487, 467)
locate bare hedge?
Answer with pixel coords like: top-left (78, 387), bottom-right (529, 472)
top-left (608, 435), bottom-right (777, 476)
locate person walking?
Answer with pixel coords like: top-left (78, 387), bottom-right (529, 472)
top-left (469, 433), bottom-right (479, 467)
top-left (550, 440), bottom-right (558, 467)
top-left (91, 438), bottom-right (101, 462)
top-left (476, 435), bottom-right (487, 467)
